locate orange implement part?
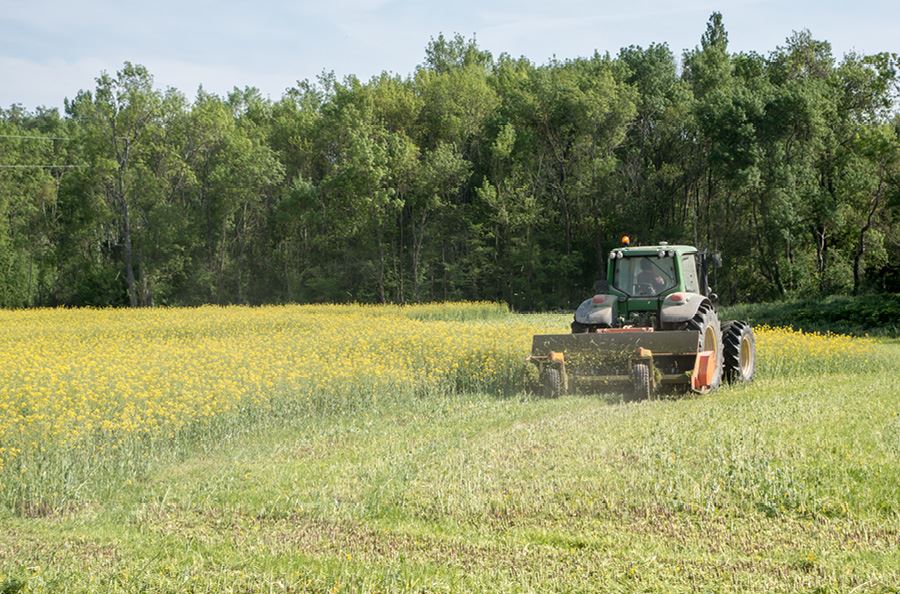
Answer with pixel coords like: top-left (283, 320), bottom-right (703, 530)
top-left (549, 351), bottom-right (565, 363)
top-left (635, 347), bottom-right (653, 358)
top-left (691, 350), bottom-right (716, 390)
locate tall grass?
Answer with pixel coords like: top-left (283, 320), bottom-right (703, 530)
top-left (0, 303), bottom-right (882, 514)
top-left (401, 301), bottom-right (511, 321)
top-left (1, 305), bottom-right (896, 592)
top-left (0, 304), bottom-right (556, 513)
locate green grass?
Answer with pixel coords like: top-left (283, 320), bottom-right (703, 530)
top-left (721, 293), bottom-right (900, 337)
top-left (1, 340), bottom-right (897, 592)
top-left (401, 301), bottom-right (512, 321)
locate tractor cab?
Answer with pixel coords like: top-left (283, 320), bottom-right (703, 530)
top-left (580, 242), bottom-right (719, 331)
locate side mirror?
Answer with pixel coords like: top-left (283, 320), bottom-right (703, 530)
top-left (593, 279), bottom-right (609, 293)
top-left (711, 253), bottom-right (723, 269)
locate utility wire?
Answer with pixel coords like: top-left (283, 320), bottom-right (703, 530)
top-left (0, 134), bottom-right (83, 169)
top-left (0, 164), bottom-right (84, 169)
top-left (0, 134), bottom-right (72, 141)
top-left (0, 134), bottom-right (132, 141)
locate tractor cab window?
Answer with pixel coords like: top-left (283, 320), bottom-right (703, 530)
top-left (681, 254), bottom-right (700, 293)
top-left (614, 256), bottom-right (676, 296)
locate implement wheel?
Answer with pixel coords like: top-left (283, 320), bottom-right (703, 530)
top-left (722, 321), bottom-right (756, 383)
top-left (541, 367), bottom-right (563, 398)
top-left (631, 362), bottom-right (652, 400)
top-left (685, 302), bottom-right (723, 391)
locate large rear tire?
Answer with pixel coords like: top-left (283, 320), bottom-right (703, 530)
top-left (541, 367), bottom-right (562, 398)
top-left (571, 320), bottom-right (589, 333)
top-left (631, 362), bottom-right (652, 400)
top-left (722, 321), bottom-right (756, 383)
top-left (685, 302), bottom-right (723, 391)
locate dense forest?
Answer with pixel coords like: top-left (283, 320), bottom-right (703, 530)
top-left (1, 14), bottom-right (897, 309)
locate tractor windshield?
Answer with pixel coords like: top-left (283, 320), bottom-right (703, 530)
top-left (614, 256), bottom-right (677, 296)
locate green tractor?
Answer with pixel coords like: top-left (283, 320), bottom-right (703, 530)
top-left (529, 240), bottom-right (756, 398)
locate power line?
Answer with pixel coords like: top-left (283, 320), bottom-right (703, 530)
top-left (0, 164), bottom-right (84, 169)
top-left (0, 134), bottom-right (71, 141)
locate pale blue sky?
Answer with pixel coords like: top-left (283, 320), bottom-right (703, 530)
top-left (2, 0), bottom-right (898, 109)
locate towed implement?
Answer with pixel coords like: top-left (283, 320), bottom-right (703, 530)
top-left (529, 239), bottom-right (756, 398)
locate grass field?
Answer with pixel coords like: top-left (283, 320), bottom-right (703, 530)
top-left (0, 304), bottom-right (897, 592)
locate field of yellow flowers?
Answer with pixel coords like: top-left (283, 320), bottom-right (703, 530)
top-left (1, 303), bottom-right (897, 592)
top-left (0, 303), bottom-right (880, 512)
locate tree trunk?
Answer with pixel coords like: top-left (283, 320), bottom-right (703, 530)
top-left (239, 202), bottom-right (248, 304)
top-left (412, 209), bottom-right (428, 302)
top-left (376, 224), bottom-right (386, 304)
top-left (121, 198), bottom-right (138, 307)
top-left (813, 224), bottom-right (827, 292)
top-left (398, 209), bottom-right (405, 303)
top-left (853, 177), bottom-right (884, 295)
top-left (113, 135), bottom-right (140, 307)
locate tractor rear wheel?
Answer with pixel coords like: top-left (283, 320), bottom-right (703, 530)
top-left (685, 302), bottom-right (723, 391)
top-left (722, 321), bottom-right (756, 383)
top-left (541, 367), bottom-right (562, 398)
top-left (631, 362), bottom-right (652, 400)
top-left (571, 320), bottom-right (589, 333)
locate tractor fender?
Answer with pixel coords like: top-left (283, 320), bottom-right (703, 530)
top-left (659, 292), bottom-right (708, 324)
top-left (574, 295), bottom-right (617, 326)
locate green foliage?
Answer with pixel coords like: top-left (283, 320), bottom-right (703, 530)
top-left (0, 15), bottom-right (898, 308)
top-left (721, 293), bottom-right (900, 336)
top-left (0, 577), bottom-right (25, 594)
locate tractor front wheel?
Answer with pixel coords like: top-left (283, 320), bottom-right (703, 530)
top-left (722, 321), bottom-right (756, 383)
top-left (541, 367), bottom-right (563, 398)
top-left (631, 362), bottom-right (652, 400)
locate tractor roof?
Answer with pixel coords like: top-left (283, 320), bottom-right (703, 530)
top-left (614, 244), bottom-right (697, 256)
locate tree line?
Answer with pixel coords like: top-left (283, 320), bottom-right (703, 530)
top-left (1, 14), bottom-right (897, 310)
